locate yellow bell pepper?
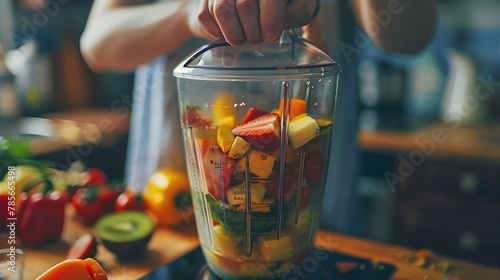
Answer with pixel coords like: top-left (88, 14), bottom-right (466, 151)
top-left (0, 165), bottom-right (42, 210)
top-left (142, 169), bottom-right (193, 227)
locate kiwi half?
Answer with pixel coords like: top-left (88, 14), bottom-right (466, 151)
top-left (95, 211), bottom-right (155, 260)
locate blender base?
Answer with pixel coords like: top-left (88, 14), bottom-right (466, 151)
top-left (140, 246), bottom-right (396, 280)
top-left (195, 263), bottom-right (329, 280)
top-left (195, 265), bottom-right (220, 280)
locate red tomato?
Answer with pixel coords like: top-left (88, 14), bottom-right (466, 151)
top-left (114, 191), bottom-right (146, 212)
top-left (80, 168), bottom-right (108, 187)
top-left (71, 188), bottom-right (107, 225)
top-left (98, 186), bottom-right (121, 213)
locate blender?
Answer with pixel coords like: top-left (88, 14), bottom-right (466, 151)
top-left (173, 29), bottom-right (341, 279)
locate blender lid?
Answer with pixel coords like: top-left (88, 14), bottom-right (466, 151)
top-left (173, 29), bottom-right (341, 80)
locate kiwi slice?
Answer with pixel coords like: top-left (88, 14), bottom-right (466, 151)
top-left (95, 211), bottom-right (155, 260)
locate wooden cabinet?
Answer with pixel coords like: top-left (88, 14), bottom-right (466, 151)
top-left (393, 158), bottom-right (500, 267)
top-left (359, 123), bottom-right (500, 268)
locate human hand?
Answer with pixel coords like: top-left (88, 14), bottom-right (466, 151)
top-left (302, 16), bottom-right (328, 53)
top-left (18, 0), bottom-right (47, 10)
top-left (188, 0), bottom-right (319, 46)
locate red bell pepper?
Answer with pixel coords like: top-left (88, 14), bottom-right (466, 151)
top-left (0, 193), bottom-right (10, 228)
top-left (18, 190), bottom-right (66, 247)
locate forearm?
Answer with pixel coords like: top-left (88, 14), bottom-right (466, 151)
top-left (81, 0), bottom-right (195, 71)
top-left (350, 0), bottom-right (437, 54)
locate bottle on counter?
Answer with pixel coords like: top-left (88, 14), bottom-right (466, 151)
top-left (0, 43), bottom-right (20, 117)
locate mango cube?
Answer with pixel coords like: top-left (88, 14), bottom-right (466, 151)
top-left (228, 137), bottom-right (251, 159)
top-left (217, 125), bottom-right (235, 153)
top-left (213, 225), bottom-right (243, 258)
top-left (212, 93), bottom-right (236, 121)
top-left (213, 115), bottom-right (236, 128)
top-left (257, 234), bottom-right (293, 261)
top-left (236, 150), bottom-right (276, 178)
top-left (226, 183), bottom-right (267, 205)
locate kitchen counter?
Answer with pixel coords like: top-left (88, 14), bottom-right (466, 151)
top-left (3, 205), bottom-right (499, 280)
top-left (3, 111), bottom-right (499, 279)
top-left (359, 121), bottom-right (500, 163)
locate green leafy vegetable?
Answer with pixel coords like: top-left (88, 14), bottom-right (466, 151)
top-left (0, 137), bottom-right (32, 178)
top-left (205, 194), bottom-right (277, 233)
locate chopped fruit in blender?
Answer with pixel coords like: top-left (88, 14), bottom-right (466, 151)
top-left (236, 150), bottom-right (276, 178)
top-left (239, 261), bottom-right (293, 278)
top-left (286, 206), bottom-right (312, 230)
top-left (240, 107), bottom-right (268, 124)
top-left (213, 225), bottom-right (243, 258)
top-left (228, 137), bottom-right (251, 159)
top-left (304, 151), bottom-right (322, 185)
top-left (206, 194), bottom-right (277, 233)
top-left (288, 115), bottom-right (320, 149)
top-left (217, 125), bottom-right (235, 153)
top-left (238, 263), bottom-right (269, 278)
top-left (214, 115), bottom-right (236, 127)
top-left (279, 98), bottom-right (307, 120)
top-left (192, 127), bottom-right (218, 145)
top-left (316, 118), bottom-right (333, 136)
top-left (285, 146), bottom-right (299, 163)
top-left (201, 142), bottom-right (237, 200)
top-left (299, 186), bottom-right (312, 208)
top-left (215, 253), bottom-right (242, 274)
top-left (258, 234), bottom-right (293, 261)
top-left (266, 164), bottom-right (298, 200)
top-left (212, 93), bottom-right (236, 120)
top-left (182, 106), bottom-right (211, 127)
top-left (226, 183), bottom-right (267, 205)
top-left (232, 113), bottom-right (281, 151)
top-left (236, 203), bottom-right (271, 212)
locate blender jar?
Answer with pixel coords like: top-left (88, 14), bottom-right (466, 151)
top-left (174, 30), bottom-right (341, 279)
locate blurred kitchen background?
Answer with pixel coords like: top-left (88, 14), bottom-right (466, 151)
top-left (1, 0), bottom-right (499, 268)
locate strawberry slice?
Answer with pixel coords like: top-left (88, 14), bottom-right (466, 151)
top-left (240, 107), bottom-right (268, 125)
top-left (182, 106), bottom-right (211, 127)
top-left (200, 140), bottom-right (236, 201)
top-left (232, 113), bottom-right (281, 151)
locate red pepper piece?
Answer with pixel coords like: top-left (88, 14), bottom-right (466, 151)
top-left (18, 191), bottom-right (66, 247)
top-left (66, 233), bottom-right (98, 259)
